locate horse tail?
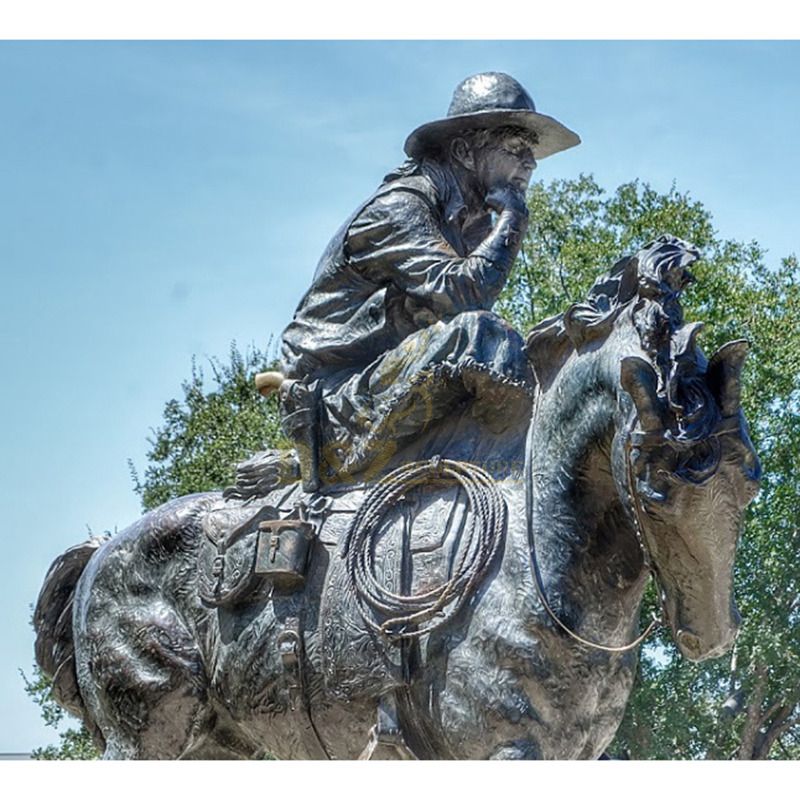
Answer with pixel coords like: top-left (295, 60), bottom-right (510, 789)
top-left (33, 536), bottom-right (108, 727)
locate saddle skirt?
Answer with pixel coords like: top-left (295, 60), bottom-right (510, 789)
top-left (318, 476), bottom-right (478, 701)
top-left (197, 501), bottom-right (279, 607)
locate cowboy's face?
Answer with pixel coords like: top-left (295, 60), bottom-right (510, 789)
top-left (472, 133), bottom-right (537, 195)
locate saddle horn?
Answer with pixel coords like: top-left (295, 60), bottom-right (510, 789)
top-left (255, 371), bottom-right (286, 398)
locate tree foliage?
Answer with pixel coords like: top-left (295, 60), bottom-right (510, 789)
top-left (22, 668), bottom-right (99, 760)
top-left (497, 174), bottom-right (800, 759)
top-left (130, 343), bottom-right (286, 511)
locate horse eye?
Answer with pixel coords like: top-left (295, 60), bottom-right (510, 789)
top-left (676, 440), bottom-right (721, 483)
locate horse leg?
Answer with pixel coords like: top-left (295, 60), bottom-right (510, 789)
top-left (79, 596), bottom-right (215, 760)
top-left (72, 495), bottom-right (220, 759)
top-left (182, 719), bottom-right (265, 760)
top-left (179, 701), bottom-right (266, 760)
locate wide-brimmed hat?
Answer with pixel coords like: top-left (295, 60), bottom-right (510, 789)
top-left (404, 72), bottom-right (580, 161)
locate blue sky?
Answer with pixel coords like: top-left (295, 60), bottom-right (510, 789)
top-left (0, 40), bottom-right (798, 753)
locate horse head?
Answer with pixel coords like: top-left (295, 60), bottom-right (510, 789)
top-left (619, 236), bottom-right (761, 661)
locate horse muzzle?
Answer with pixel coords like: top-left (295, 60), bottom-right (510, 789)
top-left (674, 605), bottom-right (741, 662)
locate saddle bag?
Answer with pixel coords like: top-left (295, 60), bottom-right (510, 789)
top-left (198, 497), bottom-right (320, 607)
top-left (255, 516), bottom-right (317, 592)
top-left (198, 503), bottom-right (278, 607)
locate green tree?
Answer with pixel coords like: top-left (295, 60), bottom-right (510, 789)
top-left (130, 342), bottom-right (286, 511)
top-left (498, 174), bottom-right (799, 759)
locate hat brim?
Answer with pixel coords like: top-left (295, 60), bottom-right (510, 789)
top-left (404, 109), bottom-right (581, 161)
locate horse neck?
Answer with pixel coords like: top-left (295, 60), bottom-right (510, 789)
top-left (526, 337), bottom-right (648, 643)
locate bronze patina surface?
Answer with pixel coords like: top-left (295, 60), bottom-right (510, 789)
top-left (33, 74), bottom-right (759, 759)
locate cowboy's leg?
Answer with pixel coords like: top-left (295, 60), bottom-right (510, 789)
top-left (445, 310), bottom-right (534, 431)
top-left (369, 310), bottom-right (530, 392)
top-left (333, 312), bottom-right (533, 475)
top-left (370, 310), bottom-right (533, 432)
top-left (229, 312), bottom-right (532, 492)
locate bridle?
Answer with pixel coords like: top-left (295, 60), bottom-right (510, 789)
top-left (525, 385), bottom-right (663, 654)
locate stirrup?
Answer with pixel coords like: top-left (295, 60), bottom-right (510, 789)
top-left (357, 694), bottom-right (417, 760)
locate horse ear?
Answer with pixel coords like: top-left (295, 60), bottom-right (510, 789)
top-left (707, 339), bottom-right (749, 416)
top-left (620, 356), bottom-right (663, 432)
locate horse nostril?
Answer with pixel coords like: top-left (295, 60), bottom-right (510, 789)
top-left (744, 453), bottom-right (762, 484)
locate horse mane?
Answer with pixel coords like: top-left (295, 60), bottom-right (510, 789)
top-left (526, 234), bottom-right (720, 444)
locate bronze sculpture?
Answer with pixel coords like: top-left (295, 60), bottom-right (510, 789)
top-left (264, 72), bottom-right (578, 490)
top-left (33, 74), bottom-right (760, 759)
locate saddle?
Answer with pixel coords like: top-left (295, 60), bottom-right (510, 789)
top-left (321, 458), bottom-right (506, 701)
top-left (198, 457), bottom-right (506, 711)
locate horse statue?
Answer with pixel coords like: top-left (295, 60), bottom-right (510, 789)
top-left (34, 235), bottom-right (761, 759)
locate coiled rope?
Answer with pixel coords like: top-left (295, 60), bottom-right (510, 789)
top-left (343, 457), bottom-right (506, 643)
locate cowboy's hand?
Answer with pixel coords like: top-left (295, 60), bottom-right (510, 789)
top-left (484, 185), bottom-right (529, 217)
top-left (222, 449), bottom-right (300, 500)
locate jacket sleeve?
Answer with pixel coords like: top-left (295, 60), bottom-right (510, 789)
top-left (344, 188), bottom-right (526, 319)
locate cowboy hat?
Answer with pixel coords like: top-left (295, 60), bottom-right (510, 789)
top-left (404, 72), bottom-right (580, 161)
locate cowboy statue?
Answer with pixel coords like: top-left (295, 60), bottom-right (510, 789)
top-left (33, 67), bottom-right (760, 762)
top-left (241, 72), bottom-right (580, 494)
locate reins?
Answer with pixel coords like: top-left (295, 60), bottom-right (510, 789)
top-left (525, 385), bottom-right (663, 654)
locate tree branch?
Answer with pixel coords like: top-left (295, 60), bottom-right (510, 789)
top-left (760, 697), bottom-right (786, 728)
top-left (737, 662), bottom-right (768, 760)
top-left (754, 706), bottom-right (798, 760)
